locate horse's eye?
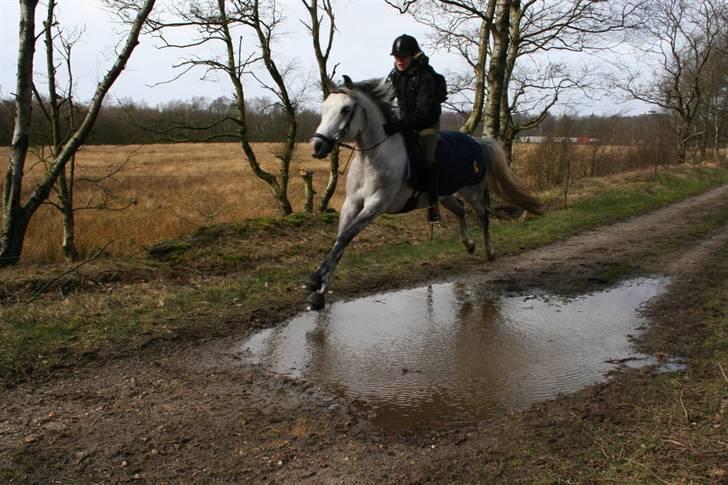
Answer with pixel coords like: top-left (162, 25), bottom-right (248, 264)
top-left (341, 106), bottom-right (351, 114)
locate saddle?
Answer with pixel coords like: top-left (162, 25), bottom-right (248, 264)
top-left (404, 130), bottom-right (487, 196)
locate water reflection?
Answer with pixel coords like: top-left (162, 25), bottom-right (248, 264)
top-left (238, 277), bottom-right (670, 431)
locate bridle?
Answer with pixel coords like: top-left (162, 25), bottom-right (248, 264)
top-left (312, 94), bottom-right (392, 153)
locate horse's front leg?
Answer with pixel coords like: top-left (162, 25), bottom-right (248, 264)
top-left (305, 195), bottom-right (362, 293)
top-left (306, 196), bottom-right (386, 310)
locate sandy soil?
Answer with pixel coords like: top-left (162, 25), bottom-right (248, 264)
top-left (2, 185), bottom-right (728, 483)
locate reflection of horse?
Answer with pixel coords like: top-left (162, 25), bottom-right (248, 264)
top-left (306, 77), bottom-right (543, 309)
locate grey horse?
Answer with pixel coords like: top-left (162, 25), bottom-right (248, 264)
top-left (306, 77), bottom-right (543, 309)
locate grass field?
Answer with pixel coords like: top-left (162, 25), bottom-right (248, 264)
top-left (0, 142), bottom-right (724, 262)
top-left (0, 143), bottom-right (351, 262)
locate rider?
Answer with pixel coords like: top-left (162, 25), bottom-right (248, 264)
top-left (384, 34), bottom-right (442, 224)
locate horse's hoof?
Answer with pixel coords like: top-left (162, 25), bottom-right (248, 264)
top-left (304, 272), bottom-right (323, 291)
top-left (307, 292), bottom-right (326, 310)
top-left (465, 241), bottom-right (476, 254)
top-left (486, 249), bottom-right (496, 261)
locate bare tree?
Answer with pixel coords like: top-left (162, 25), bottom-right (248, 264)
top-left (388, 0), bottom-right (639, 155)
top-left (2, 0), bottom-right (156, 267)
top-left (32, 0), bottom-right (87, 260)
top-left (617, 0), bottom-right (726, 163)
top-left (700, 21), bottom-right (728, 162)
top-left (301, 0), bottom-right (340, 212)
top-left (151, 0), bottom-right (303, 215)
top-left (386, 0), bottom-right (497, 134)
top-left (500, 63), bottom-right (587, 158)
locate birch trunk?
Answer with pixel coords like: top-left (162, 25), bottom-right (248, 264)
top-left (461, 4), bottom-right (495, 135)
top-left (1, 0), bottom-right (39, 266)
top-left (483, 0), bottom-right (510, 139)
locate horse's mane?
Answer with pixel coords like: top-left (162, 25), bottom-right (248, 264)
top-left (332, 78), bottom-right (398, 124)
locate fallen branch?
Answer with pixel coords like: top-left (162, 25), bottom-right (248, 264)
top-left (25, 241), bottom-right (113, 304)
top-left (679, 388), bottom-right (689, 423)
top-left (719, 361), bottom-right (728, 385)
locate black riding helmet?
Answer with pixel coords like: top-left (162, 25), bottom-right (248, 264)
top-left (390, 34), bottom-right (420, 57)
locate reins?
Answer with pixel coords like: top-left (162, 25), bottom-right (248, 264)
top-left (339, 134), bottom-right (392, 153)
top-left (312, 95), bottom-right (393, 155)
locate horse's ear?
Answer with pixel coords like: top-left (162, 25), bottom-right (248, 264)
top-left (377, 77), bottom-right (395, 102)
top-left (342, 75), bottom-right (353, 89)
top-left (322, 75), bottom-right (337, 95)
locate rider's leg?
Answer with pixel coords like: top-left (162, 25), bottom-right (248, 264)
top-left (419, 121), bottom-right (440, 223)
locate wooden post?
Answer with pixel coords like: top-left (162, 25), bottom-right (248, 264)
top-left (300, 168), bottom-right (315, 214)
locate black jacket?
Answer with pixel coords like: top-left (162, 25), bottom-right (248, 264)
top-left (387, 54), bottom-right (441, 133)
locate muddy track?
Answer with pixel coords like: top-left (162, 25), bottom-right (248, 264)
top-left (2, 184), bottom-right (728, 483)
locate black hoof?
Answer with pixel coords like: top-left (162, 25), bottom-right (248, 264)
top-left (466, 242), bottom-right (476, 254)
top-left (304, 272), bottom-right (323, 292)
top-left (307, 292), bottom-right (326, 310)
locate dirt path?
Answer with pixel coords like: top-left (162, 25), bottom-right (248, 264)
top-left (2, 185), bottom-right (728, 483)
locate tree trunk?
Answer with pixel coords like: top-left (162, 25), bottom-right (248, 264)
top-left (58, 168), bottom-right (79, 261)
top-left (318, 146), bottom-right (340, 213)
top-left (45, 0), bottom-right (78, 261)
top-left (483, 0), bottom-right (510, 139)
top-left (501, 124), bottom-right (516, 162)
top-left (677, 140), bottom-right (687, 164)
top-left (461, 6), bottom-right (495, 134)
top-left (714, 112), bottom-right (720, 162)
top-left (676, 121), bottom-right (687, 164)
top-left (219, 0), bottom-right (294, 216)
top-left (1, 0), bottom-right (38, 267)
top-left (305, 0), bottom-right (340, 212)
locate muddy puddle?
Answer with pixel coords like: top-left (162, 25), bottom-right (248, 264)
top-left (236, 277), bottom-right (676, 431)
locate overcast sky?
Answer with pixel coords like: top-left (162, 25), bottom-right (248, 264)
top-left (0, 0), bottom-right (652, 115)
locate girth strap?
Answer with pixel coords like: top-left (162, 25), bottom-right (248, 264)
top-left (397, 190), bottom-right (423, 214)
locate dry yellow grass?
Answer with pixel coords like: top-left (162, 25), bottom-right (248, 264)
top-left (2, 141), bottom-right (720, 263)
top-left (0, 142), bottom-right (353, 262)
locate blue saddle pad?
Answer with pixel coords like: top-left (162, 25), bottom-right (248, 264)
top-left (405, 131), bottom-right (487, 195)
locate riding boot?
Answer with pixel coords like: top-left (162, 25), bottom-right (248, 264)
top-left (425, 162), bottom-right (441, 223)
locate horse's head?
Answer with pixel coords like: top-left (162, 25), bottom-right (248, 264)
top-left (311, 77), bottom-right (361, 159)
top-left (311, 76), bottom-right (395, 159)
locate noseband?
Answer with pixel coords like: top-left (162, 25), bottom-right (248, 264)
top-left (312, 101), bottom-right (360, 148)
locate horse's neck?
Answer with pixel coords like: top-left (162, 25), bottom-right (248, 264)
top-left (354, 97), bottom-right (387, 150)
top-left (353, 97), bottom-right (406, 176)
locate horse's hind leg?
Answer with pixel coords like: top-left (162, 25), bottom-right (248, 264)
top-left (440, 195), bottom-right (475, 254)
top-left (459, 185), bottom-right (495, 261)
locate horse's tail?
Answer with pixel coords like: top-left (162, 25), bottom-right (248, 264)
top-left (481, 138), bottom-right (544, 215)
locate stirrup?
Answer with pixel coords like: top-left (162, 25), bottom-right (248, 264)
top-left (427, 204), bottom-right (441, 224)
